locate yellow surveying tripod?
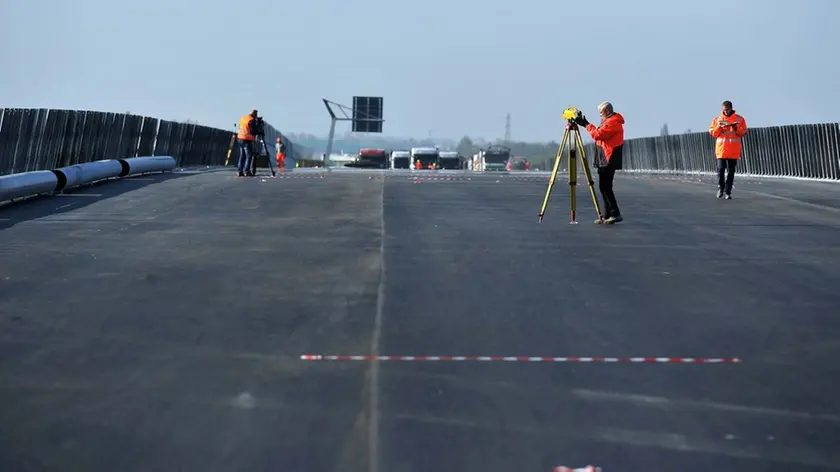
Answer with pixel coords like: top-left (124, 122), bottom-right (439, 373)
top-left (538, 107), bottom-right (603, 224)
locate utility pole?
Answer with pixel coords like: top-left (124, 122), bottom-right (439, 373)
top-left (504, 113), bottom-right (511, 143)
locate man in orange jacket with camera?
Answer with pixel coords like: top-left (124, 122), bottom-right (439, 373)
top-left (709, 100), bottom-right (748, 199)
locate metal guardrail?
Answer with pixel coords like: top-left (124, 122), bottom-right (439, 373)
top-left (0, 108), bottom-right (311, 176)
top-left (533, 122), bottom-right (840, 181)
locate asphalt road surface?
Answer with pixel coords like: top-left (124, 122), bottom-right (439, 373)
top-left (1, 168), bottom-right (839, 472)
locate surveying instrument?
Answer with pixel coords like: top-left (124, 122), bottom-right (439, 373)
top-left (224, 120), bottom-right (276, 177)
top-left (249, 132), bottom-right (276, 177)
top-left (538, 107), bottom-right (603, 224)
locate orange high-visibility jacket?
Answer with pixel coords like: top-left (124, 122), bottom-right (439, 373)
top-left (237, 115), bottom-right (255, 141)
top-left (709, 112), bottom-right (747, 159)
top-left (585, 112), bottom-right (625, 163)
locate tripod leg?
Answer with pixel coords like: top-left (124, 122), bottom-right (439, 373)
top-left (575, 130), bottom-right (604, 222)
top-left (263, 139), bottom-right (276, 176)
top-left (224, 134), bottom-right (236, 167)
top-left (538, 128), bottom-right (570, 222)
top-left (568, 142), bottom-right (578, 224)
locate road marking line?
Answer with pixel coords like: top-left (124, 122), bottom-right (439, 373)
top-left (571, 388), bottom-right (840, 422)
top-left (368, 173), bottom-right (386, 472)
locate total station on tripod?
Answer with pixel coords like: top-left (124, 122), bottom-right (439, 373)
top-left (537, 105), bottom-right (604, 225)
top-left (247, 113), bottom-right (277, 177)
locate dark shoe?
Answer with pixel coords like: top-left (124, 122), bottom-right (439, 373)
top-left (724, 193), bottom-right (732, 200)
top-left (605, 215), bottom-right (623, 224)
top-left (717, 188), bottom-right (724, 198)
top-left (238, 171), bottom-right (245, 177)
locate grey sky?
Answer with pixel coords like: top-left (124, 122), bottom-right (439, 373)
top-left (2, 0), bottom-right (838, 141)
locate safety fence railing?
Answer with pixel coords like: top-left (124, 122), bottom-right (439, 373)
top-left (0, 108), bottom-right (312, 176)
top-left (536, 122), bottom-right (840, 181)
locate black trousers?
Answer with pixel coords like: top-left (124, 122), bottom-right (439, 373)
top-left (717, 158), bottom-right (737, 193)
top-left (597, 166), bottom-right (620, 218)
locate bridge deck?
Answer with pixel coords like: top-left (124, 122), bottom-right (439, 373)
top-left (1, 169), bottom-right (839, 472)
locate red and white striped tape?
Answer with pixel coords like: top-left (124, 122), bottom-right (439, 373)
top-left (300, 354), bottom-right (741, 363)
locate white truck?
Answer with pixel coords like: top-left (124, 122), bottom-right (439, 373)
top-left (410, 147), bottom-right (439, 170)
top-left (477, 145), bottom-right (511, 172)
top-left (437, 151), bottom-right (462, 169)
top-left (391, 150), bottom-right (411, 169)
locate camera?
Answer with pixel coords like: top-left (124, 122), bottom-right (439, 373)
top-left (252, 116), bottom-right (266, 137)
top-left (562, 107), bottom-right (581, 123)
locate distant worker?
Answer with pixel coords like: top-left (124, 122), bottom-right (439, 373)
top-left (575, 101), bottom-right (625, 224)
top-left (709, 100), bottom-right (748, 199)
top-left (276, 137), bottom-right (286, 171)
top-left (415, 159), bottom-right (422, 169)
top-left (237, 109), bottom-right (258, 177)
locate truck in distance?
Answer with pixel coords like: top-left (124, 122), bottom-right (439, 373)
top-left (437, 151), bottom-right (463, 170)
top-left (345, 148), bottom-right (389, 169)
top-left (411, 147), bottom-right (440, 170)
top-left (391, 150), bottom-right (411, 169)
top-left (478, 145), bottom-right (511, 171)
top-left (506, 156), bottom-right (531, 171)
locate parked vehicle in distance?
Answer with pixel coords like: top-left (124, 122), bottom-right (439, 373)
top-left (411, 147), bottom-right (440, 169)
top-left (391, 150), bottom-right (411, 169)
top-left (344, 148), bottom-right (389, 169)
top-left (438, 151), bottom-right (463, 169)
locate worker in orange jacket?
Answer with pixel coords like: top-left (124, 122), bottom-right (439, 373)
top-left (275, 137), bottom-right (286, 170)
top-left (237, 109), bottom-right (258, 177)
top-left (709, 100), bottom-right (748, 199)
top-left (575, 101), bottom-right (625, 224)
